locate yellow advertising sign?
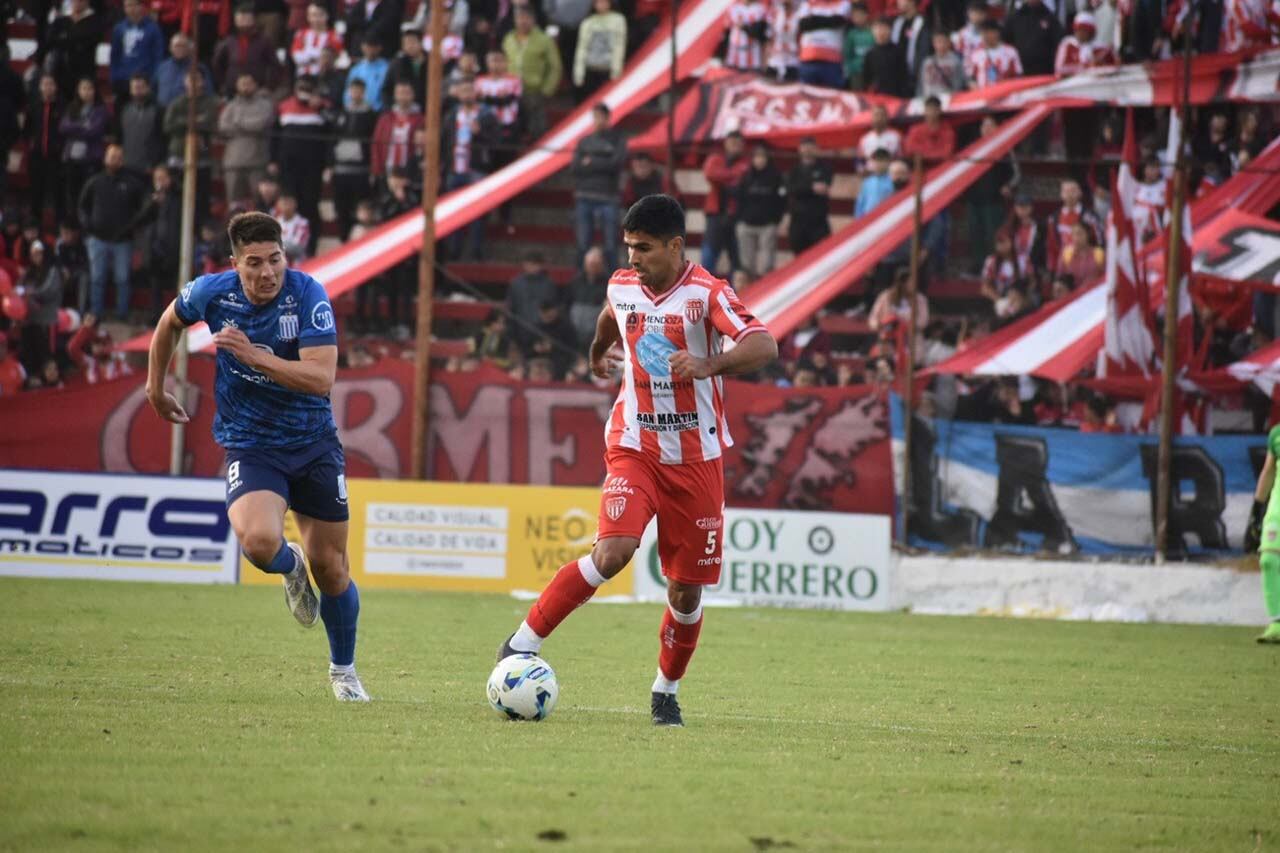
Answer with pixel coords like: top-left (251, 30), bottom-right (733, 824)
top-left (240, 480), bottom-right (629, 593)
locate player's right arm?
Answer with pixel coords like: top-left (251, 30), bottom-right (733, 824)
top-left (145, 301), bottom-right (191, 424)
top-left (589, 301), bottom-right (622, 380)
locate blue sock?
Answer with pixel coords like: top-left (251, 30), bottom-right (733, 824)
top-left (321, 581), bottom-right (359, 667)
top-left (253, 540), bottom-right (298, 575)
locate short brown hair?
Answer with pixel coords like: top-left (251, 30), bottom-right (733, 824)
top-left (227, 211), bottom-right (282, 254)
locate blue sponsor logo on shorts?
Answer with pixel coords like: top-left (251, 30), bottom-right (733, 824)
top-left (635, 333), bottom-right (678, 378)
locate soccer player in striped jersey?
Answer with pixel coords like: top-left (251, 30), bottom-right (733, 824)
top-left (497, 195), bottom-right (778, 726)
top-left (145, 212), bottom-right (368, 701)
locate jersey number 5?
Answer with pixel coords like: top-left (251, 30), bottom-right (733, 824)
top-left (704, 530), bottom-right (717, 555)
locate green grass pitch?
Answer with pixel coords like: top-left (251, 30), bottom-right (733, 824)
top-left (2, 576), bottom-right (1278, 852)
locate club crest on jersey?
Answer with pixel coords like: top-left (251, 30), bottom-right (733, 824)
top-left (626, 312), bottom-right (640, 332)
top-left (278, 313), bottom-right (299, 341)
top-left (605, 496), bottom-right (627, 521)
top-left (684, 298), bottom-right (705, 324)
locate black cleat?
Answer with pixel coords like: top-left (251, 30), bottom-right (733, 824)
top-left (496, 633), bottom-right (519, 663)
top-left (651, 692), bottom-right (684, 727)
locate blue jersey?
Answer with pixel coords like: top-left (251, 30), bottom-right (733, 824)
top-left (175, 268), bottom-right (338, 450)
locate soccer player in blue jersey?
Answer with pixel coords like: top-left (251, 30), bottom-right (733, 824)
top-left (145, 212), bottom-right (368, 701)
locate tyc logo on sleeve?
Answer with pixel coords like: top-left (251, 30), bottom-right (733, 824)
top-left (311, 302), bottom-right (335, 332)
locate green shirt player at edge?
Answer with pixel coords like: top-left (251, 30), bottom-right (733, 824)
top-left (1249, 424), bottom-right (1280, 643)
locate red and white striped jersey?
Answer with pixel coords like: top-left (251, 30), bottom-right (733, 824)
top-left (768, 2), bottom-right (800, 73)
top-left (276, 211), bottom-right (312, 262)
top-left (451, 105), bottom-right (480, 175)
top-left (796, 0), bottom-right (851, 64)
top-left (982, 254), bottom-right (1020, 295)
top-left (726, 0), bottom-right (770, 70)
top-left (1053, 36), bottom-right (1117, 74)
top-left (951, 24), bottom-right (984, 65)
top-left (965, 44), bottom-right (1022, 88)
top-left (290, 28), bottom-right (344, 77)
top-left (605, 263), bottom-right (767, 465)
top-left (476, 73), bottom-right (522, 127)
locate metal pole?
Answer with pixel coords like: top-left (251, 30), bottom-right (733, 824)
top-left (169, 7), bottom-right (199, 476)
top-left (410, 0), bottom-right (448, 480)
top-left (1154, 4), bottom-right (1195, 562)
top-left (899, 153), bottom-right (924, 545)
top-left (665, 0), bottom-right (678, 183)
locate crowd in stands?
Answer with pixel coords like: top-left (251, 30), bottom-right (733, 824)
top-left (0, 0), bottom-right (1276, 432)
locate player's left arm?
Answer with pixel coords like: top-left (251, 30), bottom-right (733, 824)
top-left (212, 326), bottom-right (337, 396)
top-left (670, 285), bottom-right (777, 380)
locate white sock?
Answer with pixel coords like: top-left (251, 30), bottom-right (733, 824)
top-left (668, 603), bottom-right (703, 625)
top-left (577, 553), bottom-right (607, 588)
top-left (510, 620), bottom-right (544, 653)
top-left (652, 669), bottom-right (679, 695)
top-left (329, 662), bottom-right (355, 675)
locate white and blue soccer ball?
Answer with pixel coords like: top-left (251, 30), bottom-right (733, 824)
top-left (486, 654), bottom-right (559, 721)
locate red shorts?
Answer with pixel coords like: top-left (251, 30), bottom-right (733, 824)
top-left (597, 447), bottom-right (725, 585)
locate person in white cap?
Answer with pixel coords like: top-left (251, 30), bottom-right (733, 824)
top-left (1054, 11), bottom-right (1117, 75)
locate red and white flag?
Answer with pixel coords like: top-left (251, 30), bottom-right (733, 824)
top-left (1101, 110), bottom-right (1157, 377)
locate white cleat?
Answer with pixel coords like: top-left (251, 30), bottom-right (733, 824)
top-left (330, 666), bottom-right (370, 702)
top-left (282, 542), bottom-right (320, 628)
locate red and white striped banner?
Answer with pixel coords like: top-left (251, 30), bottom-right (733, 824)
top-left (122, 0), bottom-right (735, 353)
top-left (745, 106), bottom-right (1052, 336)
top-left (1101, 110), bottom-right (1156, 378)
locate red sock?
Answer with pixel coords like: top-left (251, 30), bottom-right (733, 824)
top-left (658, 606), bottom-right (703, 682)
top-left (526, 557), bottom-right (600, 638)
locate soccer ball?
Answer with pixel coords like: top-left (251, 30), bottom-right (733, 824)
top-left (486, 654), bottom-right (559, 721)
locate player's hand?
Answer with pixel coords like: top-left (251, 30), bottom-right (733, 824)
top-left (146, 387), bottom-right (190, 424)
top-left (669, 350), bottom-right (715, 380)
top-left (591, 346), bottom-right (623, 379)
top-left (212, 326), bottom-right (261, 368)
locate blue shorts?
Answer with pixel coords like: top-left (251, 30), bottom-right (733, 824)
top-left (224, 435), bottom-right (349, 522)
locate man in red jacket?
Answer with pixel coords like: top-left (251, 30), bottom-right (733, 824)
top-left (902, 96), bottom-right (956, 163)
top-left (700, 131), bottom-right (750, 275)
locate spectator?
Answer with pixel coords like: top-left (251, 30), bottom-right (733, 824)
top-left (345, 35), bottom-right (392, 111)
top-left (795, 0), bottom-right (850, 87)
top-left (767, 0), bottom-right (801, 81)
top-left (980, 229), bottom-right (1021, 308)
top-left (1050, 272), bottom-right (1075, 302)
top-left (385, 23), bottom-right (429, 108)
top-left (477, 50), bottom-right (524, 207)
top-left (331, 80), bottom-right (380, 243)
top-left (25, 74), bottom-right (65, 223)
top-left (966, 21), bottom-right (1022, 89)
top-left (1131, 156), bottom-right (1169, 243)
top-left (621, 153), bottom-right (671, 208)
top-left (218, 73), bottom-right (276, 206)
top-left (735, 144), bottom-right (785, 279)
top-left (346, 0), bottom-right (405, 59)
top-left (291, 2), bottom-right (345, 77)
top-left (869, 266), bottom-right (929, 362)
top-left (1057, 222), bottom-right (1105, 287)
top-left (254, 175), bottom-right (283, 213)
top-left (67, 316), bottom-right (134, 385)
top-left (275, 76), bottom-right (331, 250)
top-left (78, 144), bottom-right (147, 320)
top-left (117, 75), bottom-right (165, 177)
top-left (0, 335), bottom-right (27, 396)
top-left (349, 201), bottom-right (385, 332)
top-left (571, 104), bottom-right (627, 266)
top-left (861, 18), bottom-right (907, 96)
top-left (442, 78), bottom-right (500, 261)
top-left (726, 0), bottom-right (771, 72)
top-left (842, 3), bottom-right (874, 87)
top-left (1079, 394), bottom-right (1122, 433)
top-left (447, 51), bottom-right (483, 94)
top-left (1194, 112), bottom-right (1234, 177)
top-left (135, 164), bottom-right (182, 320)
top-left (1047, 179), bottom-right (1102, 271)
top-left (506, 251), bottom-right (560, 351)
top-left (56, 224), bottom-right (91, 313)
top-left (46, 0), bottom-right (107, 99)
top-left (573, 0), bottom-right (627, 101)
top-left (527, 300), bottom-right (579, 378)
top-left (473, 312), bottom-right (515, 368)
top-left (162, 72), bottom-right (218, 216)
top-left (891, 0), bottom-right (931, 83)
top-left (154, 34), bottom-right (214, 109)
top-left (858, 104), bottom-right (902, 162)
top-left (701, 130), bottom-right (751, 274)
top-left (1010, 193), bottom-right (1047, 290)
top-left (315, 46), bottom-right (348, 108)
top-left (1054, 12), bottom-right (1117, 74)
top-left (1223, 0), bottom-right (1273, 52)
top-left (0, 46), bottom-right (20, 207)
top-left (59, 78), bottom-right (111, 229)
top-left (1003, 0), bottom-right (1061, 77)
top-left (109, 0), bottom-right (166, 105)
top-left (504, 5), bottom-right (562, 141)
top-left (274, 193), bottom-right (312, 263)
top-left (919, 31), bottom-right (967, 97)
top-left (567, 246), bottom-right (611, 344)
top-left (951, 0), bottom-right (987, 66)
top-left (212, 5), bottom-right (283, 97)
top-left (16, 241), bottom-right (64, 376)
top-left (854, 148), bottom-right (893, 217)
top-left (902, 96), bottom-right (956, 163)
top-left (527, 357), bottom-right (556, 382)
top-left (378, 167), bottom-right (422, 336)
top-left (786, 136), bottom-right (834, 254)
top-left (370, 80), bottom-right (424, 190)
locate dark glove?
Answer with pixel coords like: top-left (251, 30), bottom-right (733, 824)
top-left (1246, 499), bottom-right (1266, 552)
